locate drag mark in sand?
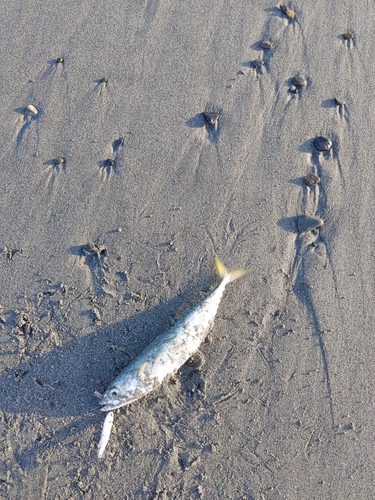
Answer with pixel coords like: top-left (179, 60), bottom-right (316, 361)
top-left (288, 137), bottom-right (344, 429)
top-left (333, 97), bottom-right (350, 126)
top-left (222, 1), bottom-right (317, 203)
top-left (342, 30), bottom-right (355, 48)
top-left (184, 109), bottom-right (224, 185)
top-left (98, 137), bottom-right (124, 181)
top-left (98, 158), bottom-right (116, 181)
top-left (289, 228), bottom-right (336, 428)
top-left (41, 157), bottom-right (66, 190)
top-left (93, 76), bottom-right (110, 96)
top-left (13, 104), bottom-right (39, 147)
top-left (202, 107), bottom-right (221, 144)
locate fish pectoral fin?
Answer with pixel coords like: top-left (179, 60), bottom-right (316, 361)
top-left (214, 255), bottom-right (249, 283)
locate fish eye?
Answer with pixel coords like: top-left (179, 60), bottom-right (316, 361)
top-left (110, 388), bottom-right (119, 397)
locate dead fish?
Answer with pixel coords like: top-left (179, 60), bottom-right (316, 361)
top-left (99, 256), bottom-right (248, 412)
top-left (98, 411), bottom-right (114, 458)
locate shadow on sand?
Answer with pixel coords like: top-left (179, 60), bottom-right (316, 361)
top-left (0, 277), bottom-right (213, 420)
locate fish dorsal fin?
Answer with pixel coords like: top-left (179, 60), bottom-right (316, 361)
top-left (214, 255), bottom-right (249, 283)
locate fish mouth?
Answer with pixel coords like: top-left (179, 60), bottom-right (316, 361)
top-left (100, 401), bottom-right (123, 411)
top-left (99, 397), bottom-right (123, 411)
top-left (99, 395), bottom-right (139, 411)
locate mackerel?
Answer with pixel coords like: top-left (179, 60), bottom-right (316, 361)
top-left (99, 256), bottom-right (248, 412)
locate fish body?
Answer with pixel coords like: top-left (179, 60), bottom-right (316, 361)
top-left (99, 257), bottom-right (247, 412)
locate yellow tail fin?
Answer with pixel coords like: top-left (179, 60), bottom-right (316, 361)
top-left (214, 256), bottom-right (249, 283)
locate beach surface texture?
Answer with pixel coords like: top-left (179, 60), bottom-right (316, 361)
top-left (0, 1), bottom-right (374, 498)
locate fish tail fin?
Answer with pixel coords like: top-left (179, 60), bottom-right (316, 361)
top-left (214, 255), bottom-right (249, 283)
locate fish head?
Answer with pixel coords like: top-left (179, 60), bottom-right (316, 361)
top-left (99, 374), bottom-right (144, 411)
top-left (99, 385), bottom-right (124, 411)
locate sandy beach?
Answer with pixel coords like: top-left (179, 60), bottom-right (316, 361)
top-left (1, 1), bottom-right (375, 498)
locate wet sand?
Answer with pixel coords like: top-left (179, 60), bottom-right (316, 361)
top-left (1, 1), bottom-right (375, 498)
